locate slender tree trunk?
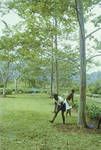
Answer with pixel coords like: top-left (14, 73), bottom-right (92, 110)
top-left (75, 0), bottom-right (87, 127)
top-left (3, 81), bottom-right (7, 97)
top-left (54, 17), bottom-right (59, 94)
top-left (3, 85), bottom-right (6, 97)
top-left (55, 59), bottom-right (58, 94)
top-left (2, 61), bottom-right (10, 97)
top-left (14, 79), bottom-right (17, 93)
top-left (50, 36), bottom-right (54, 97)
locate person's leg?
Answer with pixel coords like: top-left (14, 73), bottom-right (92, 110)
top-left (54, 102), bottom-right (57, 113)
top-left (66, 110), bottom-right (71, 117)
top-left (61, 110), bottom-right (65, 124)
top-left (50, 107), bottom-right (60, 123)
top-left (68, 109), bottom-right (71, 116)
top-left (66, 110), bottom-right (68, 118)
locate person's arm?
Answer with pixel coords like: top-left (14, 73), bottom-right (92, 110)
top-left (54, 99), bottom-right (58, 104)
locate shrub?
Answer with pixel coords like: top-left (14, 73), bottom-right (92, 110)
top-left (73, 101), bottom-right (101, 120)
top-left (0, 84), bottom-right (3, 88)
top-left (74, 101), bottom-right (79, 109)
top-left (6, 89), bottom-right (13, 95)
top-left (0, 89), bottom-right (3, 95)
top-left (18, 89), bottom-right (24, 94)
top-left (0, 89), bottom-right (13, 95)
top-left (87, 104), bottom-right (101, 119)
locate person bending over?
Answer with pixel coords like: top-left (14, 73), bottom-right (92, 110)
top-left (50, 94), bottom-right (72, 124)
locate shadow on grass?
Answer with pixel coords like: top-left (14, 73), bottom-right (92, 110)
top-left (0, 95), bottom-right (16, 99)
top-left (53, 123), bottom-right (101, 135)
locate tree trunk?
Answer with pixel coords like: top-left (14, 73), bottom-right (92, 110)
top-left (75, 0), bottom-right (87, 127)
top-left (55, 59), bottom-right (59, 94)
top-left (54, 17), bottom-right (59, 94)
top-left (3, 82), bottom-right (7, 97)
top-left (2, 61), bottom-right (10, 97)
top-left (14, 79), bottom-right (17, 93)
top-left (50, 37), bottom-right (54, 97)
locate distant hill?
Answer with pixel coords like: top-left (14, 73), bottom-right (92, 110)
top-left (73, 71), bottom-right (101, 84)
top-left (87, 71), bottom-right (101, 84)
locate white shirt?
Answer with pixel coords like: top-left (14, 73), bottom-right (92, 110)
top-left (58, 96), bottom-right (72, 110)
top-left (64, 99), bottom-right (72, 110)
top-left (53, 96), bottom-right (72, 110)
top-left (58, 96), bottom-right (64, 103)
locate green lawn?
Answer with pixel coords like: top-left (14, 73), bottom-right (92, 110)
top-left (0, 94), bottom-right (101, 150)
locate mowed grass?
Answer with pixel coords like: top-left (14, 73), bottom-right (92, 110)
top-left (0, 94), bottom-right (101, 150)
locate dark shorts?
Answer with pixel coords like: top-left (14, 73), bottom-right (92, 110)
top-left (57, 102), bottom-right (66, 112)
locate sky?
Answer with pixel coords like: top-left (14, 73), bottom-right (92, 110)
top-left (85, 4), bottom-right (101, 73)
top-left (0, 3), bottom-right (101, 73)
top-left (0, 11), bottom-right (21, 31)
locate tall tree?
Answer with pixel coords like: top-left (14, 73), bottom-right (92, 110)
top-left (75, 0), bottom-right (87, 127)
top-left (5, 0), bottom-right (78, 92)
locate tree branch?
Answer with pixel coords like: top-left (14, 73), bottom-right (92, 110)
top-left (85, 28), bottom-right (101, 39)
top-left (75, 0), bottom-right (85, 39)
top-left (1, 20), bottom-right (9, 29)
top-left (86, 54), bottom-right (101, 62)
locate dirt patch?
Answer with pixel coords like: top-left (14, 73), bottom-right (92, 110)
top-left (53, 123), bottom-right (101, 134)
